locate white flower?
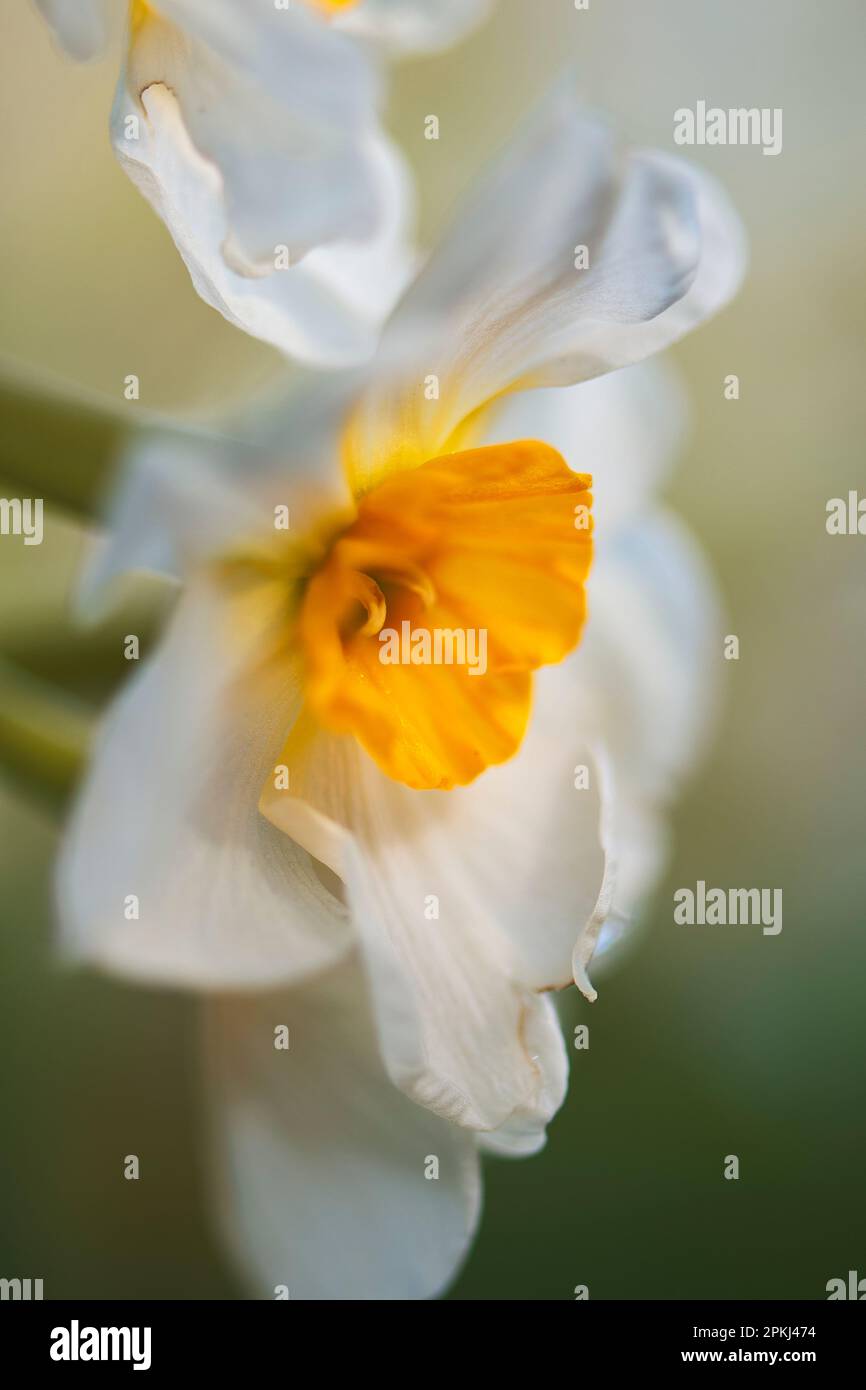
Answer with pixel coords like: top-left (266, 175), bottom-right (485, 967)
top-left (33, 0), bottom-right (489, 365)
top-left (59, 93), bottom-right (745, 1299)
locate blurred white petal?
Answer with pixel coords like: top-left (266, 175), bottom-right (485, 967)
top-left (572, 507), bottom-right (724, 970)
top-left (579, 507), bottom-right (723, 802)
top-left (35, 0), bottom-right (111, 59)
top-left (77, 431), bottom-right (269, 614)
top-left (78, 377), bottom-right (360, 615)
top-left (345, 90), bottom-right (745, 492)
top-left (591, 804), bottom-right (670, 973)
top-left (133, 0), bottom-right (385, 264)
top-left (337, 0), bottom-right (493, 54)
top-left (112, 76), bottom-right (413, 365)
top-left (204, 958), bottom-right (481, 1300)
top-left (58, 579), bottom-right (353, 988)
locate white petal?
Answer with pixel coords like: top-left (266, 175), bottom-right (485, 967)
top-left (35, 0), bottom-right (111, 59)
top-left (77, 430), bottom-right (270, 616)
top-left (58, 579), bottom-right (352, 989)
top-left (624, 155), bottom-right (749, 371)
top-left (346, 90), bottom-right (745, 491)
top-left (79, 374), bottom-right (360, 615)
top-left (259, 697), bottom-right (614, 1133)
top-left (156, 0), bottom-right (377, 123)
top-left (112, 76), bottom-right (413, 365)
top-left (402, 92), bottom-right (747, 400)
top-left (203, 958), bottom-right (481, 1300)
top-left (141, 0), bottom-right (385, 260)
top-left (578, 506), bottom-right (723, 803)
top-left (479, 359), bottom-right (688, 533)
top-left (337, 0), bottom-right (493, 54)
top-left (571, 507), bottom-right (723, 969)
top-left (591, 802), bottom-right (669, 975)
top-left (415, 677), bottom-right (615, 995)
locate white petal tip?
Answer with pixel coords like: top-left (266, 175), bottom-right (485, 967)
top-left (573, 962), bottom-right (598, 1003)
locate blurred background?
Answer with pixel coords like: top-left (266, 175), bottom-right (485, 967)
top-left (1, 0), bottom-right (864, 1299)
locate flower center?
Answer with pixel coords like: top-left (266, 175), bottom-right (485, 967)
top-left (293, 440), bottom-right (593, 790)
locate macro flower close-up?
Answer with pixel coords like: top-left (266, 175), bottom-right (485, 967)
top-left (53, 92), bottom-right (744, 1297)
top-left (2, 0), bottom-right (864, 1335)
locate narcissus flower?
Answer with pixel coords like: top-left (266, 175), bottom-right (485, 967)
top-left (34, 0), bottom-right (488, 364)
top-left (60, 95), bottom-right (745, 1298)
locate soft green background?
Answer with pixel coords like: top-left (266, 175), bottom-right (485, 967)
top-left (1, 0), bottom-right (864, 1298)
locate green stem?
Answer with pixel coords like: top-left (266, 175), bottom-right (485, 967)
top-left (0, 659), bottom-right (91, 813)
top-left (0, 372), bottom-right (128, 521)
